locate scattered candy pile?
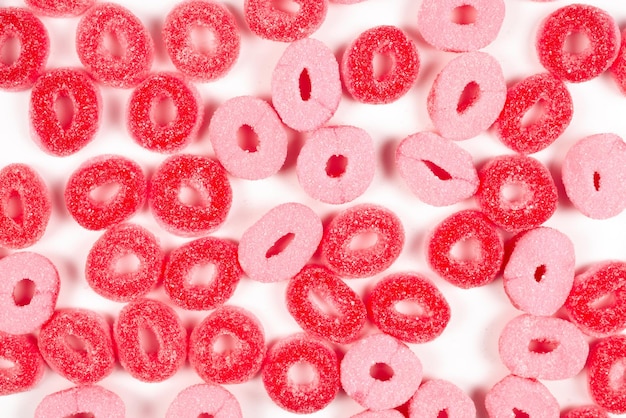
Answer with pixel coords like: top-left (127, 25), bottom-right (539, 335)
top-left (2, 0), bottom-right (626, 416)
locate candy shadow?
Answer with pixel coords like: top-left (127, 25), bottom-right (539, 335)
top-left (471, 387), bottom-right (488, 418)
top-left (280, 128), bottom-right (305, 173)
top-left (547, 160), bottom-right (575, 211)
top-left (379, 137), bottom-right (398, 179)
top-left (193, 101), bottom-right (217, 147)
top-left (147, 18), bottom-right (169, 64)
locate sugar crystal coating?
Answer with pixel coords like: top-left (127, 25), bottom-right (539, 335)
top-left (149, 154), bottom-right (232, 237)
top-left (536, 4), bottom-right (619, 83)
top-left (296, 125), bottom-right (376, 204)
top-left (587, 335), bottom-right (626, 414)
top-left (262, 333), bottom-right (340, 414)
top-left (342, 25), bottom-right (419, 104)
top-left (76, 3), bottom-right (154, 88)
top-left (244, 0), bottom-right (328, 42)
top-left (367, 272), bottom-right (450, 343)
top-left (477, 154), bottom-right (558, 232)
top-left (0, 332), bottom-right (44, 395)
top-left (286, 264), bottom-right (367, 344)
top-left (24, 0), bottom-right (95, 17)
top-left (166, 383), bottom-right (242, 418)
top-left (0, 252), bottom-right (59, 335)
top-left (0, 163), bottom-right (51, 249)
top-left (34, 385), bottom-right (125, 418)
top-left (408, 379), bottom-right (476, 418)
top-left (485, 375), bottom-right (559, 418)
top-left (164, 236), bottom-right (242, 310)
top-left (0, 8), bottom-right (49, 91)
top-left (352, 411), bottom-right (404, 418)
top-left (127, 72), bottom-right (203, 153)
top-left (563, 406), bottom-right (610, 418)
top-left (427, 210), bottom-right (503, 288)
top-left (189, 305), bottom-right (265, 384)
top-left (341, 333), bottom-right (422, 411)
top-left (564, 261), bottom-right (626, 337)
top-left (209, 96), bottom-right (288, 179)
top-left (495, 73), bottom-right (573, 154)
top-left (38, 308), bottom-right (115, 384)
top-left (418, 0), bottom-right (505, 52)
top-left (114, 298), bottom-right (187, 382)
top-left (65, 155), bottom-right (147, 231)
top-left (30, 68), bottom-right (101, 157)
top-left (610, 28), bottom-right (626, 94)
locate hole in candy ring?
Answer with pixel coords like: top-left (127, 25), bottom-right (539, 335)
top-left (437, 410), bottom-right (450, 418)
top-left (593, 171), bottom-right (601, 191)
top-left (564, 31), bottom-right (590, 55)
top-left (394, 299), bottom-right (428, 317)
top-left (152, 96), bottom-right (177, 127)
top-left (372, 51), bottom-right (393, 82)
top-left (66, 413), bottom-right (95, 418)
top-left (212, 333), bottom-right (238, 355)
top-left (325, 154), bottom-right (348, 178)
top-left (307, 289), bottom-right (341, 318)
top-left (520, 99), bottom-right (547, 129)
top-left (422, 160), bottom-right (452, 181)
top-left (528, 338), bottom-right (559, 354)
top-left (139, 326), bottom-right (160, 357)
top-left (348, 231), bottom-right (379, 251)
top-left (450, 237), bottom-right (481, 262)
top-left (113, 253), bottom-right (141, 275)
top-left (65, 334), bottom-right (88, 356)
top-left (500, 182), bottom-right (530, 209)
top-left (513, 409), bottom-right (530, 418)
top-left (265, 232), bottom-right (295, 258)
top-left (0, 358), bottom-right (15, 369)
top-left (608, 358), bottom-right (626, 391)
top-left (190, 25), bottom-right (216, 56)
top-left (272, 0), bottom-right (301, 14)
top-left (534, 264), bottom-right (547, 283)
top-left (0, 36), bottom-right (20, 66)
top-left (590, 292), bottom-right (616, 310)
top-left (178, 183), bottom-right (208, 207)
top-left (299, 68), bottom-right (311, 101)
top-left (456, 81), bottom-right (480, 114)
top-left (103, 31), bottom-right (124, 59)
top-left (6, 190), bottom-right (23, 225)
top-left (288, 361), bottom-right (317, 386)
top-left (237, 124), bottom-right (260, 153)
top-left (54, 93), bottom-right (74, 130)
top-left (13, 278), bottom-right (35, 307)
top-left (451, 5), bottom-right (477, 25)
top-left (89, 183), bottom-right (121, 204)
top-left (197, 414), bottom-right (214, 418)
top-left (369, 362), bottom-right (394, 381)
top-left (188, 263), bottom-right (217, 287)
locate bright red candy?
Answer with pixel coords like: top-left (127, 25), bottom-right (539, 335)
top-left (610, 28), bottom-right (626, 94)
top-left (320, 204), bottom-right (404, 278)
top-left (536, 4), bottom-right (619, 83)
top-left (65, 155), bottom-right (147, 231)
top-left (262, 333), bottom-right (340, 414)
top-left (30, 68), bottom-right (101, 156)
top-left (564, 261), bottom-right (626, 336)
top-left (0, 164), bottom-right (51, 249)
top-left (367, 272), bottom-right (451, 343)
top-left (163, 1), bottom-right (240, 81)
top-left (477, 154), bottom-right (557, 232)
top-left (24, 0), bottom-right (94, 17)
top-left (588, 335), bottom-right (626, 414)
top-left (85, 223), bottom-right (163, 303)
top-left (0, 332), bottom-right (44, 395)
top-left (76, 3), bottom-right (154, 88)
top-left (0, 8), bottom-right (48, 91)
top-left (38, 309), bottom-right (115, 384)
top-left (495, 73), bottom-right (573, 154)
top-left (563, 406), bottom-right (609, 418)
top-left (426, 210), bottom-right (503, 289)
top-left (286, 264), bottom-right (367, 344)
top-left (342, 25), bottom-right (419, 104)
top-left (244, 0), bottom-right (328, 42)
top-left (164, 237), bottom-right (242, 310)
top-left (149, 154), bottom-right (232, 237)
top-left (114, 298), bottom-right (187, 382)
top-left (189, 305), bottom-right (265, 384)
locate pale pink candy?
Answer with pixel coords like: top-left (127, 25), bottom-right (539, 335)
top-left (408, 379), bottom-right (476, 418)
top-left (166, 384), bottom-right (242, 418)
top-left (272, 38), bottom-right (341, 132)
top-left (209, 96), bottom-right (288, 180)
top-left (34, 385), bottom-right (125, 418)
top-left (341, 333), bottom-right (422, 411)
top-left (503, 227), bottom-right (575, 316)
top-left (0, 252), bottom-right (59, 334)
top-left (396, 131), bottom-right (478, 206)
top-left (297, 125), bottom-right (376, 204)
top-left (352, 410), bottom-right (404, 418)
top-left (427, 52), bottom-right (506, 140)
top-left (418, 0), bottom-right (505, 52)
top-left (484, 375), bottom-right (560, 418)
top-left (562, 133), bottom-right (626, 219)
top-left (498, 314), bottom-right (588, 380)
top-left (239, 202), bottom-right (322, 283)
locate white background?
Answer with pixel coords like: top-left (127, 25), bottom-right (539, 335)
top-left (1, 0), bottom-right (626, 416)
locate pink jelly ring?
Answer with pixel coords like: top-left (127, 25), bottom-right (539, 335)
top-left (166, 384), bottom-right (242, 418)
top-left (0, 332), bottom-right (44, 395)
top-left (76, 2), bottom-right (154, 88)
top-left (244, 0), bottom-right (328, 42)
top-left (341, 25), bottom-right (419, 104)
top-left (484, 375), bottom-right (559, 418)
top-left (34, 385), bottom-right (125, 418)
top-left (587, 335), bottom-right (626, 414)
top-left (0, 8), bottom-right (49, 91)
top-left (408, 379), bottom-right (477, 418)
top-left (24, 0), bottom-right (95, 17)
top-left (127, 72), bottom-right (203, 153)
top-left (163, 1), bottom-right (240, 82)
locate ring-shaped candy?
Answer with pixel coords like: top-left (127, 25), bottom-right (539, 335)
top-left (244, 0), bottom-right (328, 42)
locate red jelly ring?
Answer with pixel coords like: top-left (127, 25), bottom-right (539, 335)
top-left (610, 28), bottom-right (626, 94)
top-left (30, 68), bottom-right (102, 156)
top-left (148, 154), bottom-right (232, 237)
top-left (164, 237), bottom-right (242, 311)
top-left (38, 309), bottom-right (115, 385)
top-left (262, 333), bottom-right (340, 414)
top-left (65, 155), bottom-right (147, 231)
top-left (477, 154), bottom-right (558, 232)
top-left (588, 335), bottom-right (626, 414)
top-left (163, 1), bottom-right (240, 81)
top-left (0, 163), bottom-right (51, 249)
top-left (426, 210), bottom-right (504, 289)
top-left (0, 332), bottom-right (44, 395)
top-left (495, 73), bottom-right (573, 154)
top-left (320, 204), bottom-right (405, 278)
top-left (76, 3), bottom-right (154, 88)
top-left (189, 305), bottom-right (265, 384)
top-left (341, 25), bottom-right (419, 104)
top-left (563, 406), bottom-right (609, 418)
top-left (286, 264), bottom-right (367, 344)
top-left (114, 298), bottom-right (187, 382)
top-left (367, 272), bottom-right (451, 343)
top-left (85, 223), bottom-right (163, 302)
top-left (536, 4), bottom-right (620, 83)
top-left (244, 0), bottom-right (328, 42)
top-left (127, 72), bottom-right (202, 153)
top-left (24, 0), bottom-right (95, 17)
top-left (0, 8), bottom-right (49, 91)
